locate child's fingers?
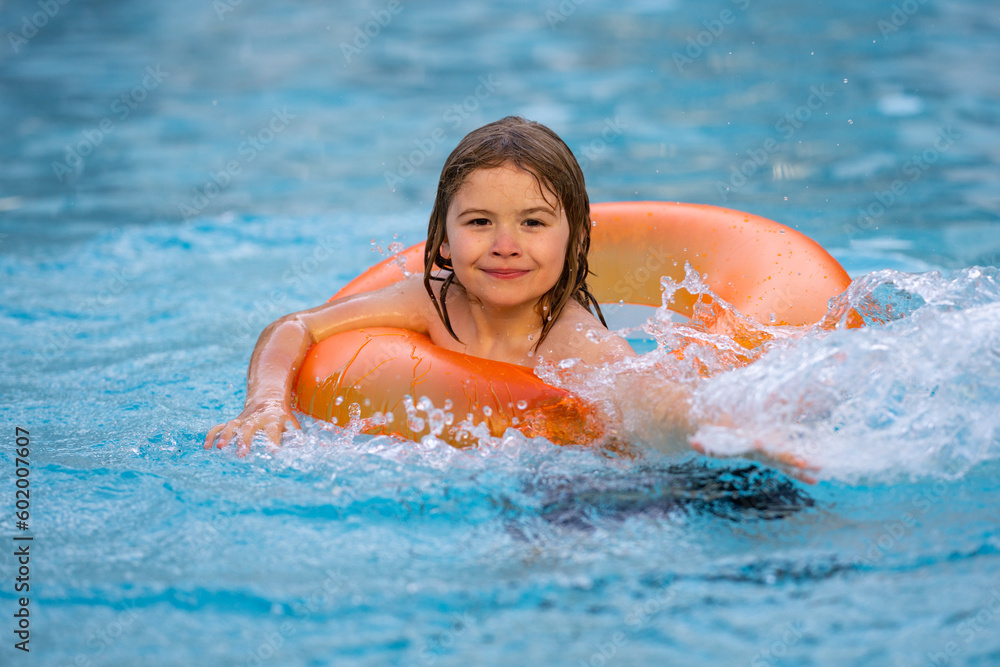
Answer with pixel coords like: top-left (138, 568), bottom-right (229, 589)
top-left (794, 470), bottom-right (817, 485)
top-left (212, 422), bottom-right (235, 450)
top-left (205, 421), bottom-right (239, 450)
top-left (206, 408), bottom-right (300, 457)
top-left (771, 450), bottom-right (816, 472)
top-left (752, 440), bottom-right (819, 473)
top-left (263, 421), bottom-right (282, 447)
top-left (690, 435), bottom-right (819, 484)
top-left (747, 449), bottom-right (819, 485)
top-left (235, 422), bottom-right (257, 457)
top-left (204, 424), bottom-right (224, 450)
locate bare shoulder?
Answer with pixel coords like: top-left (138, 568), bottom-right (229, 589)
top-left (537, 301), bottom-right (637, 366)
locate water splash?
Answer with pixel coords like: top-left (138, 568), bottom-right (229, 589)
top-left (387, 242), bottom-right (414, 277)
top-left (537, 266), bottom-right (1000, 482)
top-left (690, 267), bottom-right (1000, 482)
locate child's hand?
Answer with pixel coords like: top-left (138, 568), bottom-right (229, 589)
top-left (689, 431), bottom-right (819, 484)
top-left (204, 400), bottom-right (301, 457)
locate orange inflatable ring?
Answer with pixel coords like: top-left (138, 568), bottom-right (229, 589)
top-left (293, 202), bottom-right (851, 446)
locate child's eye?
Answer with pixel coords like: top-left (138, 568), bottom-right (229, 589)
top-left (524, 218), bottom-right (545, 227)
top-left (468, 218), bottom-right (491, 226)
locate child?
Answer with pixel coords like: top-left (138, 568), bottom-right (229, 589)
top-left (206, 116), bottom-right (640, 455)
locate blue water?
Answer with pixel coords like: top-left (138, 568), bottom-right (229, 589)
top-left (2, 0), bottom-right (999, 665)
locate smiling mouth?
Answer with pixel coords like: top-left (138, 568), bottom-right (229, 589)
top-left (482, 268), bottom-right (530, 279)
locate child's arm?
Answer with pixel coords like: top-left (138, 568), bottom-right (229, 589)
top-left (612, 369), bottom-right (817, 480)
top-left (204, 275), bottom-right (431, 455)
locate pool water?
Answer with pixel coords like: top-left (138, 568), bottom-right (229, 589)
top-left (2, 0), bottom-right (999, 665)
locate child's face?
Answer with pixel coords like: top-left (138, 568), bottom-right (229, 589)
top-left (443, 164), bottom-right (570, 314)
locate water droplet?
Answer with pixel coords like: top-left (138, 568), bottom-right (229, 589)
top-left (516, 400), bottom-right (528, 410)
top-left (428, 409), bottom-right (446, 436)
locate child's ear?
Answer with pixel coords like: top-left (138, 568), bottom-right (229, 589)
top-left (440, 241), bottom-right (451, 260)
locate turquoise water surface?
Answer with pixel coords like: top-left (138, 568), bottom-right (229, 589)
top-left (2, 1), bottom-right (999, 665)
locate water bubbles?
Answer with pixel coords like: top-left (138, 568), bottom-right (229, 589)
top-left (403, 396), bottom-right (423, 432)
top-left (390, 252), bottom-right (413, 277)
top-left (427, 409), bottom-right (446, 436)
top-left (516, 399), bottom-right (528, 410)
top-left (334, 396), bottom-right (344, 406)
top-left (387, 240), bottom-right (405, 256)
top-left (482, 405), bottom-right (493, 417)
top-left (373, 238), bottom-right (407, 259)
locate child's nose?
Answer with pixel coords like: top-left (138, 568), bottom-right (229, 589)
top-left (491, 228), bottom-right (521, 257)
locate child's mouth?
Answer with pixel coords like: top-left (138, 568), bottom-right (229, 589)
top-left (482, 268), bottom-right (530, 280)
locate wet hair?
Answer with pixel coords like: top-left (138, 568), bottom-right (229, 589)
top-left (423, 116), bottom-right (606, 349)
